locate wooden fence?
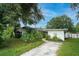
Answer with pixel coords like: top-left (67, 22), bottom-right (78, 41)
top-left (65, 33), bottom-right (79, 38)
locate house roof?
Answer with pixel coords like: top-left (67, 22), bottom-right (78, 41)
top-left (20, 26), bottom-right (68, 32)
top-left (36, 28), bottom-right (68, 31)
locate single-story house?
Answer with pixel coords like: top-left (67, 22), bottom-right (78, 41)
top-left (16, 26), bottom-right (68, 41)
top-left (37, 28), bottom-right (68, 41)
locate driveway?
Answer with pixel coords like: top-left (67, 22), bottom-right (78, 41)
top-left (21, 40), bottom-right (62, 56)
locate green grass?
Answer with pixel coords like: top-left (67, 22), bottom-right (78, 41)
top-left (57, 38), bottom-right (79, 56)
top-left (0, 40), bottom-right (44, 56)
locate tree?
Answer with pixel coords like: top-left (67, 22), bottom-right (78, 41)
top-left (69, 4), bottom-right (79, 33)
top-left (70, 3), bottom-right (79, 20)
top-left (0, 3), bottom-right (44, 27)
top-left (46, 15), bottom-right (73, 32)
top-left (0, 3), bottom-right (44, 39)
top-left (19, 4), bottom-right (44, 25)
top-left (75, 22), bottom-right (79, 32)
top-left (71, 3), bottom-right (79, 10)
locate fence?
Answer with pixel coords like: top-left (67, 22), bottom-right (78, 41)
top-left (65, 33), bottom-right (79, 38)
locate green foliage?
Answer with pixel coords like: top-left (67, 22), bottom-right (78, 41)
top-left (0, 4), bottom-right (43, 27)
top-left (2, 26), bottom-right (14, 40)
top-left (50, 35), bottom-right (62, 42)
top-left (49, 35), bottom-right (62, 42)
top-left (70, 4), bottom-right (79, 20)
top-left (33, 30), bottom-right (43, 40)
top-left (0, 3), bottom-right (43, 47)
top-left (21, 32), bottom-right (30, 42)
top-left (0, 32), bottom-right (8, 48)
top-left (21, 30), bottom-right (44, 42)
top-left (0, 36), bottom-right (5, 48)
top-left (47, 15), bottom-right (73, 32)
top-left (45, 34), bottom-right (50, 40)
top-left (70, 22), bottom-right (79, 33)
top-left (75, 22), bottom-right (79, 32)
top-left (0, 3), bottom-right (43, 48)
top-left (71, 3), bottom-right (79, 10)
top-left (0, 24), bottom-right (7, 48)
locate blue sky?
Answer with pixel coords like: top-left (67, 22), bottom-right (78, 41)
top-left (23, 3), bottom-right (79, 28)
top-left (35, 3), bottom-right (79, 28)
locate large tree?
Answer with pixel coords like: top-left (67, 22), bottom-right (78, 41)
top-left (46, 15), bottom-right (73, 32)
top-left (0, 3), bottom-right (44, 27)
top-left (0, 3), bottom-right (44, 39)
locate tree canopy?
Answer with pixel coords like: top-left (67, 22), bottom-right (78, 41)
top-left (75, 22), bottom-right (79, 32)
top-left (70, 3), bottom-right (79, 20)
top-left (0, 3), bottom-right (44, 27)
top-left (0, 3), bottom-right (44, 41)
top-left (46, 15), bottom-right (73, 32)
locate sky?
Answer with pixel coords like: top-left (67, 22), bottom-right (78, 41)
top-left (20, 3), bottom-right (79, 28)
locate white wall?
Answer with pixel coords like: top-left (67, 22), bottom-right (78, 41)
top-left (65, 33), bottom-right (79, 38)
top-left (48, 31), bottom-right (64, 41)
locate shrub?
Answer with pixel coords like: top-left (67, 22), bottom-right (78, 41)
top-left (34, 30), bottom-right (43, 40)
top-left (21, 30), bottom-right (44, 42)
top-left (2, 26), bottom-right (14, 40)
top-left (0, 28), bottom-right (8, 48)
top-left (45, 34), bottom-right (50, 40)
top-left (0, 35), bottom-right (8, 48)
top-left (51, 35), bottom-right (62, 42)
top-left (21, 32), bottom-right (30, 42)
top-left (0, 36), bottom-right (4, 48)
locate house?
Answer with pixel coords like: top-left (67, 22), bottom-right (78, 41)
top-left (16, 26), bottom-right (68, 41)
top-left (37, 28), bottom-right (68, 41)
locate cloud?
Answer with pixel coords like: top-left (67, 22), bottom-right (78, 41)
top-left (26, 4), bottom-right (78, 28)
top-left (27, 8), bottom-right (58, 28)
top-left (64, 8), bottom-right (78, 25)
top-left (35, 8), bottom-right (58, 28)
top-left (42, 8), bottom-right (57, 18)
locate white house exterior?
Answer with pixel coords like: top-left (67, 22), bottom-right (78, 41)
top-left (48, 30), bottom-right (65, 41)
top-left (38, 29), bottom-right (68, 41)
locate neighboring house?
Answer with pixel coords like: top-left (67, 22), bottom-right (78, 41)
top-left (65, 32), bottom-right (79, 38)
top-left (37, 29), bottom-right (68, 41)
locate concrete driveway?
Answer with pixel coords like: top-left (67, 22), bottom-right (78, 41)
top-left (21, 40), bottom-right (62, 56)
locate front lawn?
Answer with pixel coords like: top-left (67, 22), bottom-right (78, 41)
top-left (57, 38), bottom-right (79, 56)
top-left (0, 40), bottom-right (44, 56)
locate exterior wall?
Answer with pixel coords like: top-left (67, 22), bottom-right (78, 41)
top-left (65, 33), bottom-right (79, 38)
top-left (48, 31), bottom-right (64, 41)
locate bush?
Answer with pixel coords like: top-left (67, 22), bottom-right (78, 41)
top-left (51, 35), bottom-right (62, 42)
top-left (0, 36), bottom-right (4, 48)
top-left (21, 30), bottom-right (44, 42)
top-left (33, 30), bottom-right (43, 40)
top-left (45, 34), bottom-right (50, 40)
top-left (21, 32), bottom-right (31, 42)
top-left (0, 29), bottom-right (8, 48)
top-left (2, 26), bottom-right (14, 40)
top-left (0, 36), bottom-right (8, 48)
